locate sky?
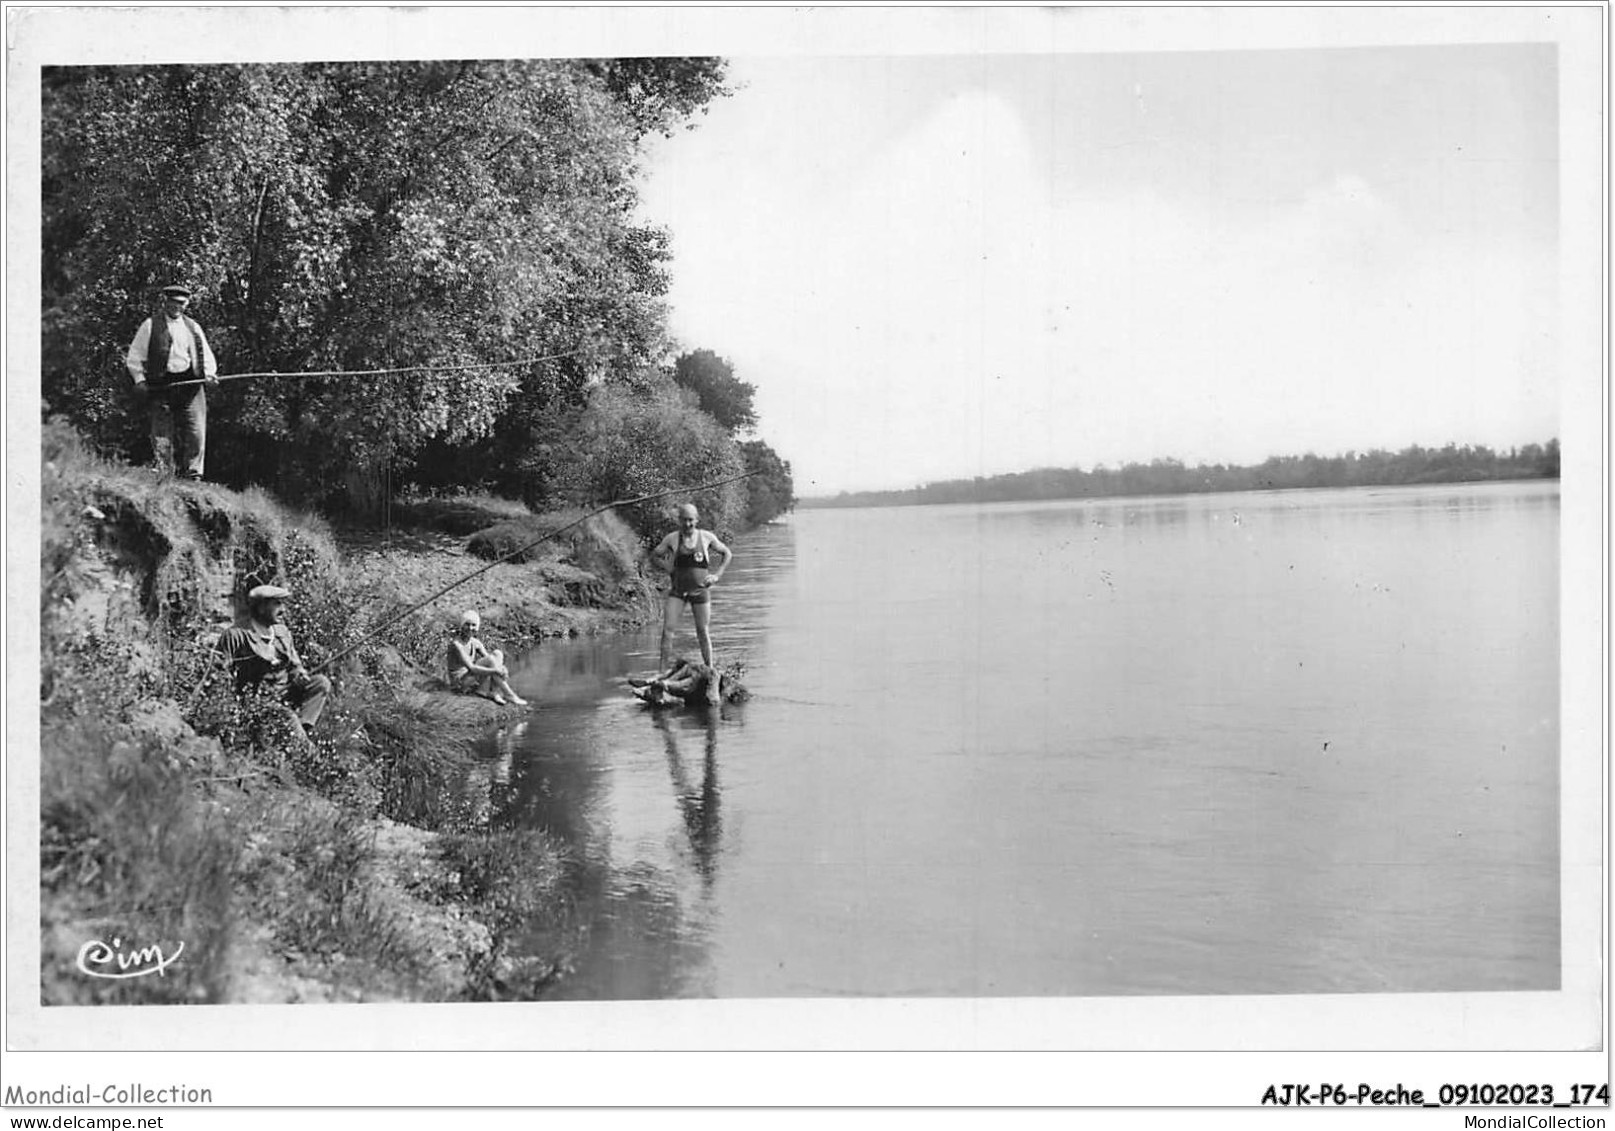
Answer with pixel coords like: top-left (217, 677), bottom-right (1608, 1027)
top-left (636, 44), bottom-right (1560, 496)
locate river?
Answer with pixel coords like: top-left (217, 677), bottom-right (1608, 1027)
top-left (485, 481), bottom-right (1558, 999)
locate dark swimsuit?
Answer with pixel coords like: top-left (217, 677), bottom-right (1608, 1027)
top-left (670, 533), bottom-right (711, 605)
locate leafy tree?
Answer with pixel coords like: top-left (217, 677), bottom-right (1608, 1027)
top-left (671, 349), bottom-right (757, 433)
top-left (739, 439), bottom-right (795, 526)
top-left (582, 58), bottom-right (730, 138)
top-left (1537, 438), bottom-right (1560, 478)
top-left (42, 60), bottom-right (729, 513)
top-left (572, 373), bottom-right (746, 542)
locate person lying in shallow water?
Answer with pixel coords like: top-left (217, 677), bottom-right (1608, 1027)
top-left (447, 609), bottom-right (528, 706)
top-left (629, 657), bottom-right (742, 708)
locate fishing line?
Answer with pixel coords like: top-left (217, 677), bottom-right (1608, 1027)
top-left (310, 469), bottom-right (760, 675)
top-left (158, 349), bottom-right (589, 389)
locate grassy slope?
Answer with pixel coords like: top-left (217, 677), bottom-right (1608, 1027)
top-left (39, 422), bottom-right (655, 1003)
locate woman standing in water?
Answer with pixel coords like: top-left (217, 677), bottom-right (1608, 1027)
top-left (651, 503), bottom-right (733, 671)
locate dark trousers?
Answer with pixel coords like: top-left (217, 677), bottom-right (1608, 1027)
top-left (287, 671), bottom-right (332, 729)
top-left (149, 382), bottom-right (207, 480)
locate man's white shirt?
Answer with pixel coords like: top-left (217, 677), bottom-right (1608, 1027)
top-left (125, 314), bottom-right (218, 383)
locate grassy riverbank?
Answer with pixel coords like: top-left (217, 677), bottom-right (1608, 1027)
top-left (39, 420), bottom-right (658, 1003)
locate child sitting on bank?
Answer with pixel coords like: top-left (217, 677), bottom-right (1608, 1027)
top-left (447, 610), bottom-right (528, 706)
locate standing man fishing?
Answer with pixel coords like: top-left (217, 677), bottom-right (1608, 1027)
top-left (651, 503), bottom-right (733, 672)
top-left (125, 282), bottom-right (218, 480)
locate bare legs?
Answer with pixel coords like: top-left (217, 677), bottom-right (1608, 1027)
top-left (659, 596), bottom-right (683, 671)
top-left (660, 595), bottom-right (715, 671)
top-left (634, 656), bottom-right (723, 707)
top-left (475, 648), bottom-right (528, 706)
top-left (691, 599), bottom-right (714, 668)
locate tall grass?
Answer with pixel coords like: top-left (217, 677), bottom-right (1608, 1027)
top-left (352, 689), bottom-right (482, 829)
top-left (229, 798), bottom-right (440, 995)
top-left (436, 826), bottom-right (576, 999)
top-left (40, 719), bottom-right (237, 1005)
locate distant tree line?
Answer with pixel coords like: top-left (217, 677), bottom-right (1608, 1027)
top-left (804, 441), bottom-right (1560, 510)
top-left (41, 60), bottom-right (794, 535)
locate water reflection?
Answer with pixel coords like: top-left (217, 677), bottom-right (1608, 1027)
top-left (452, 720), bottom-right (523, 829)
top-left (466, 481), bottom-right (1561, 998)
top-left (772, 488), bottom-right (1557, 993)
top-left (655, 710), bottom-right (723, 887)
top-left (514, 704), bottom-right (729, 1000)
top-left (490, 722), bottom-right (521, 786)
top-left (958, 480), bottom-right (1560, 540)
top-left (475, 668), bottom-right (742, 998)
top-left (472, 531), bottom-right (793, 997)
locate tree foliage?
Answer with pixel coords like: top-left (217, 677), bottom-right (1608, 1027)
top-left (739, 439), bottom-right (796, 526)
top-left (581, 58), bottom-right (731, 138)
top-left (42, 59), bottom-right (730, 512)
top-left (666, 350), bottom-right (794, 528)
top-left (571, 373), bottom-right (747, 542)
top-left (671, 349), bottom-right (757, 433)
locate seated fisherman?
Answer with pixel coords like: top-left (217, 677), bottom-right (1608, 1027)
top-left (447, 610), bottom-right (528, 706)
top-left (216, 584), bottom-right (331, 734)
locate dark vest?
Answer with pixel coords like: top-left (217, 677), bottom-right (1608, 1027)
top-left (145, 314), bottom-right (206, 388)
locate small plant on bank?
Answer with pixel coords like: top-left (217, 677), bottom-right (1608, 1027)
top-left (257, 806), bottom-right (420, 982)
top-left (355, 690), bottom-right (481, 830)
top-left (436, 827), bottom-right (576, 999)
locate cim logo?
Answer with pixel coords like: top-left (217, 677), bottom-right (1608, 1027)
top-left (76, 936), bottom-right (184, 980)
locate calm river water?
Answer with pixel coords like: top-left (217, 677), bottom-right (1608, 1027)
top-left (485, 481), bottom-right (1558, 999)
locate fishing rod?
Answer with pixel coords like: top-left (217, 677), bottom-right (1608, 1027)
top-left (158, 349), bottom-right (588, 389)
top-left (309, 469), bottom-right (760, 675)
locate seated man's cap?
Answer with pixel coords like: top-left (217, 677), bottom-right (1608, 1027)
top-left (248, 584), bottom-right (291, 601)
top-left (461, 610), bottom-right (481, 625)
top-left (161, 284), bottom-right (192, 298)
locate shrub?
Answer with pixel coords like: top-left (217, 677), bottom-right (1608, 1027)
top-left (464, 510), bottom-right (585, 564)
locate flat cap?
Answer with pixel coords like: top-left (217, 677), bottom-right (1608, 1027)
top-left (247, 584), bottom-right (290, 602)
top-left (160, 284), bottom-right (192, 298)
